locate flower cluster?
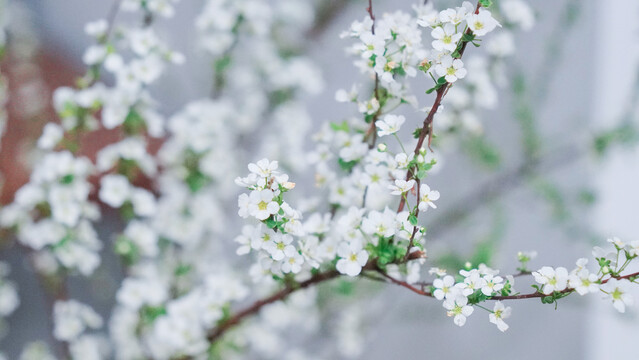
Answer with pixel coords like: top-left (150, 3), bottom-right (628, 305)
top-left (428, 264), bottom-right (511, 328)
top-left (427, 0), bottom-right (535, 134)
top-left (0, 262), bottom-right (19, 335)
top-left (53, 300), bottom-right (108, 359)
top-left (0, 152), bottom-right (102, 275)
top-left (531, 238), bottom-right (639, 313)
top-left (2, 1), bottom-right (639, 359)
top-left (421, 237), bottom-right (639, 333)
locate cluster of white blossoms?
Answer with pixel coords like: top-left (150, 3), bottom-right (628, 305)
top-left (52, 300), bottom-right (105, 354)
top-left (416, 0), bottom-right (534, 135)
top-left (0, 152), bottom-right (102, 275)
top-left (106, 0), bottom-right (330, 358)
top-left (417, 236), bottom-right (639, 333)
top-left (2, 0), bottom-right (639, 359)
top-left (532, 237), bottom-right (638, 313)
top-left (427, 264), bottom-right (511, 329)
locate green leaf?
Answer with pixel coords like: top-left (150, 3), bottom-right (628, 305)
top-left (408, 214), bottom-right (418, 226)
top-left (330, 120), bottom-right (350, 133)
top-left (60, 174), bottom-right (75, 184)
top-left (123, 109), bottom-right (147, 135)
top-left (265, 217), bottom-right (277, 229)
top-left (140, 306), bottom-right (167, 325)
top-left (462, 33), bottom-right (476, 42)
top-left (461, 135), bottom-right (501, 170)
top-left (479, 0), bottom-right (493, 7)
top-left (467, 290), bottom-right (489, 305)
top-left (413, 127), bottom-right (422, 139)
top-left (120, 201), bottom-right (136, 221)
top-left (336, 280), bottom-right (354, 296)
top-left (186, 171), bottom-right (210, 193)
top-left (175, 264), bottom-right (192, 277)
top-left (338, 158), bottom-right (358, 172)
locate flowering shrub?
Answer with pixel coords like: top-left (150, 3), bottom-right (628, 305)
top-left (0, 0), bottom-right (637, 359)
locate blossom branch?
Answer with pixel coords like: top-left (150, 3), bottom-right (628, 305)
top-left (397, 2), bottom-right (481, 213)
top-left (207, 269), bottom-right (341, 342)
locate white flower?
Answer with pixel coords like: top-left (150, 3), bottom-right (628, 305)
top-left (0, 282), bottom-right (19, 316)
top-left (99, 175), bottom-right (131, 208)
top-left (416, 4), bottom-right (440, 28)
top-left (455, 271), bottom-right (482, 296)
top-left (83, 45), bottom-right (108, 65)
top-left (431, 24), bottom-right (462, 52)
top-left (486, 31), bottom-right (515, 57)
top-left (37, 123), bottom-right (64, 150)
top-left (281, 251), bottom-right (305, 274)
top-left (480, 274), bottom-right (504, 296)
top-left (248, 158), bottom-right (279, 178)
top-left (357, 32), bottom-right (386, 59)
top-left (466, 9), bottom-right (501, 36)
top-left (489, 301), bottom-right (512, 332)
top-left (532, 266), bottom-right (569, 295)
top-left (263, 234), bottom-right (296, 262)
top-left (388, 179), bottom-right (415, 196)
top-left (53, 300), bottom-right (103, 342)
top-left (440, 2), bottom-right (474, 24)
top-left (568, 269), bottom-right (599, 296)
top-left (418, 184), bottom-right (440, 211)
top-left (123, 221), bottom-right (159, 257)
top-left (130, 188), bottom-right (157, 217)
top-left (501, 0), bottom-right (535, 31)
top-left (361, 208), bottom-right (397, 239)
top-left (116, 278), bottom-right (167, 310)
top-left (335, 85), bottom-right (359, 103)
top-left (628, 240), bottom-right (639, 257)
top-left (358, 97), bottom-right (380, 115)
top-left (607, 236), bottom-right (625, 249)
top-left (443, 295), bottom-right (473, 326)
top-left (429, 267), bottom-right (447, 277)
top-left (336, 240), bottom-right (369, 277)
top-left (435, 56), bottom-right (467, 83)
top-left (601, 278), bottom-right (634, 313)
top-left (248, 190), bottom-right (280, 221)
top-left (376, 114), bottom-right (405, 137)
top-left (238, 193), bottom-right (250, 218)
top-left (433, 275), bottom-right (456, 300)
top-left (394, 153), bottom-right (413, 169)
top-left (84, 19), bottom-right (108, 37)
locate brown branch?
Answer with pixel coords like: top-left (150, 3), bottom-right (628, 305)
top-left (377, 269), bottom-right (430, 296)
top-left (306, 0), bottom-right (351, 40)
top-left (397, 2), bottom-right (482, 213)
top-left (492, 271), bottom-right (639, 301)
top-left (207, 269), bottom-right (340, 342)
top-left (207, 261), bottom-right (379, 343)
top-left (377, 268), bottom-right (639, 303)
top-left (204, 0), bottom-right (495, 347)
top-left (366, 0), bottom-right (376, 34)
top-left (105, 0), bottom-right (124, 39)
top-left (362, 0), bottom-right (382, 149)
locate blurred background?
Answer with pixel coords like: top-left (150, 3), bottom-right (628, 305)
top-left (0, 0), bottom-right (638, 359)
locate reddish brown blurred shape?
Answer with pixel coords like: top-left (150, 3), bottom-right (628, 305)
top-left (0, 49), bottom-right (161, 206)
